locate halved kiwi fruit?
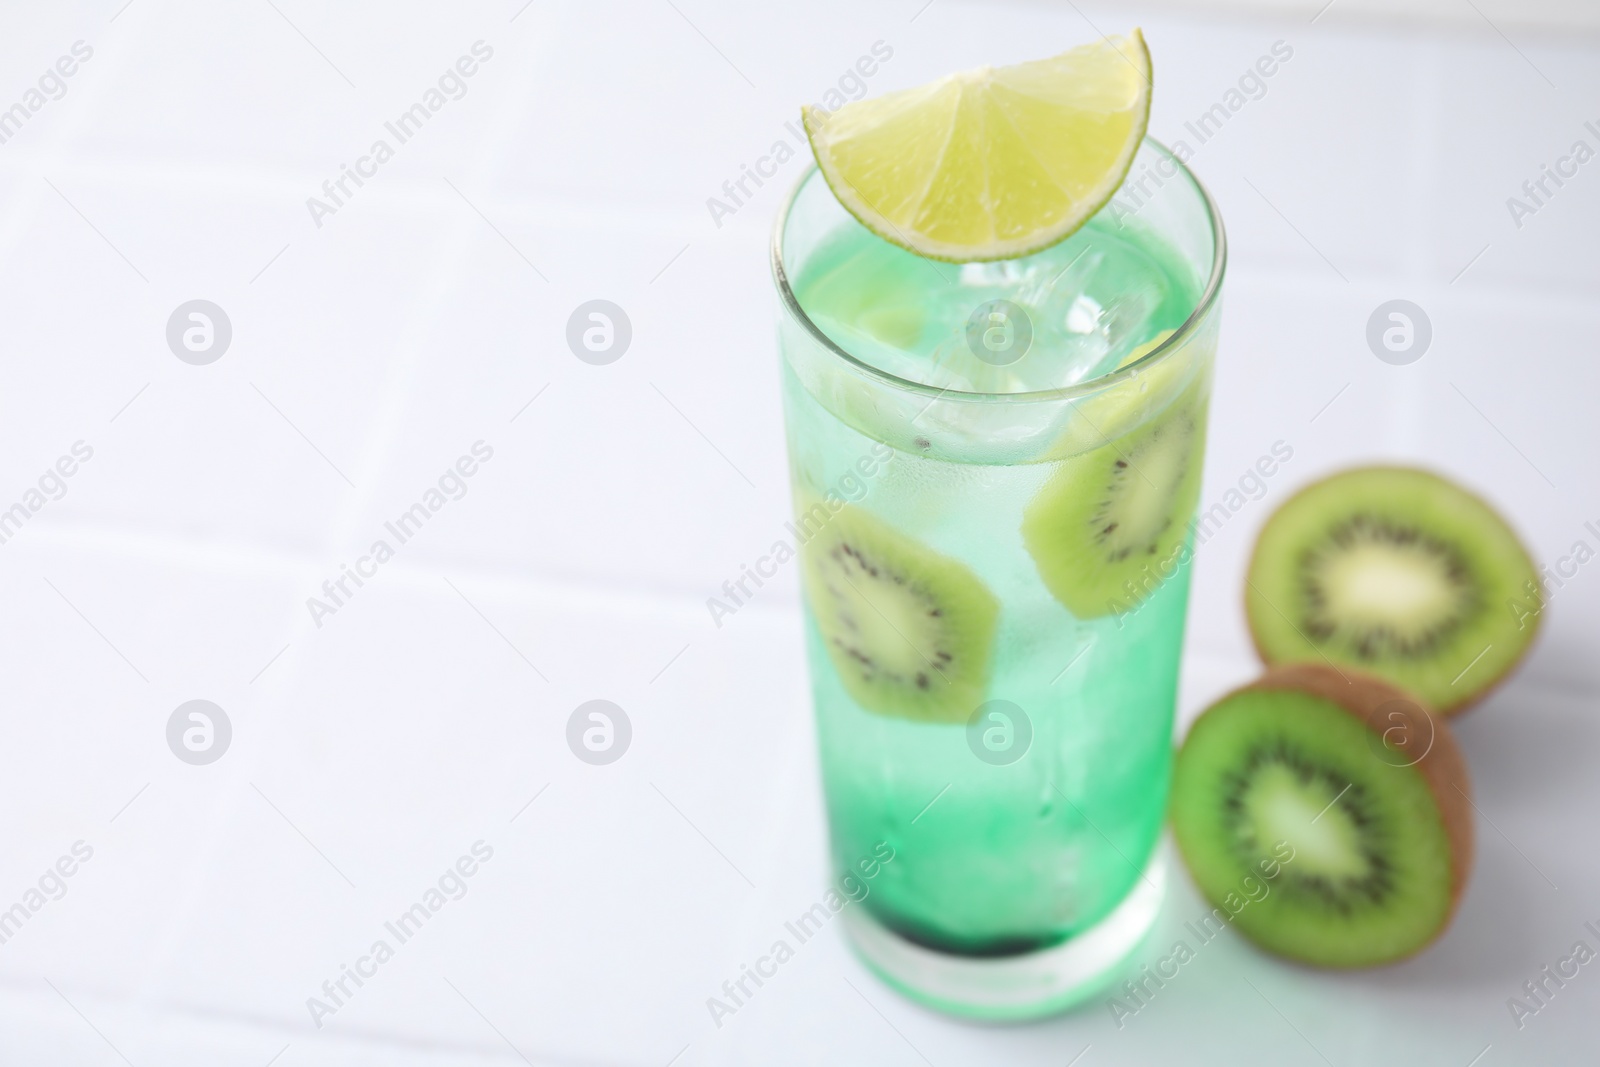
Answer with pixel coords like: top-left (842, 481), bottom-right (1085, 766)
top-left (1022, 384), bottom-right (1209, 618)
top-left (1246, 466), bottom-right (1540, 715)
top-left (800, 502), bottom-right (998, 723)
top-left (1171, 664), bottom-right (1472, 968)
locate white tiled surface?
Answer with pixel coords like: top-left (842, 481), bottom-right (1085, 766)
top-left (0, 1), bottom-right (1596, 1064)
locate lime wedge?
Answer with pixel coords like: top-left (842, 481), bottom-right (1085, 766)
top-left (803, 31), bottom-right (1152, 263)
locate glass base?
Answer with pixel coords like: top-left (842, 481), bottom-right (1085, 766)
top-left (841, 853), bottom-right (1166, 1021)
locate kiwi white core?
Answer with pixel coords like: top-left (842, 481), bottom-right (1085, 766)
top-left (1242, 764), bottom-right (1370, 881)
top-left (1116, 433), bottom-right (1188, 547)
top-left (1315, 538), bottom-right (1465, 638)
top-left (1076, 416), bottom-right (1194, 569)
top-left (829, 551), bottom-right (950, 688)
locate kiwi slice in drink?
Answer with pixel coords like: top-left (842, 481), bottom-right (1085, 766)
top-left (1022, 384), bottom-right (1208, 618)
top-left (1038, 329), bottom-right (1188, 461)
top-left (799, 502), bottom-right (999, 723)
top-left (1171, 664), bottom-right (1472, 968)
top-left (1246, 466), bottom-right (1540, 715)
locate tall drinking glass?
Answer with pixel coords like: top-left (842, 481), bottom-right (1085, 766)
top-left (772, 139), bottom-right (1226, 1019)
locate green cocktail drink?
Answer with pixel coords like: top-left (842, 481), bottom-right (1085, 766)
top-left (773, 132), bottom-right (1225, 1017)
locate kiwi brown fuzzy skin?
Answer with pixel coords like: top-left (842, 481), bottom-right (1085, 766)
top-left (1245, 464), bottom-right (1542, 718)
top-left (1180, 663), bottom-right (1474, 967)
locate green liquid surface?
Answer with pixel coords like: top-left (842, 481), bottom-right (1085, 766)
top-left (796, 213), bottom-right (1199, 394)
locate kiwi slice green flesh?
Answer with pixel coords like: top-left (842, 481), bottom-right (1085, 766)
top-left (1171, 665), bottom-right (1472, 968)
top-left (1022, 388), bottom-right (1208, 618)
top-left (1247, 466), bottom-right (1540, 715)
top-left (800, 503), bottom-right (998, 724)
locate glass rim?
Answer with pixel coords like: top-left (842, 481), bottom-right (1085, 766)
top-left (770, 137), bottom-right (1228, 405)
